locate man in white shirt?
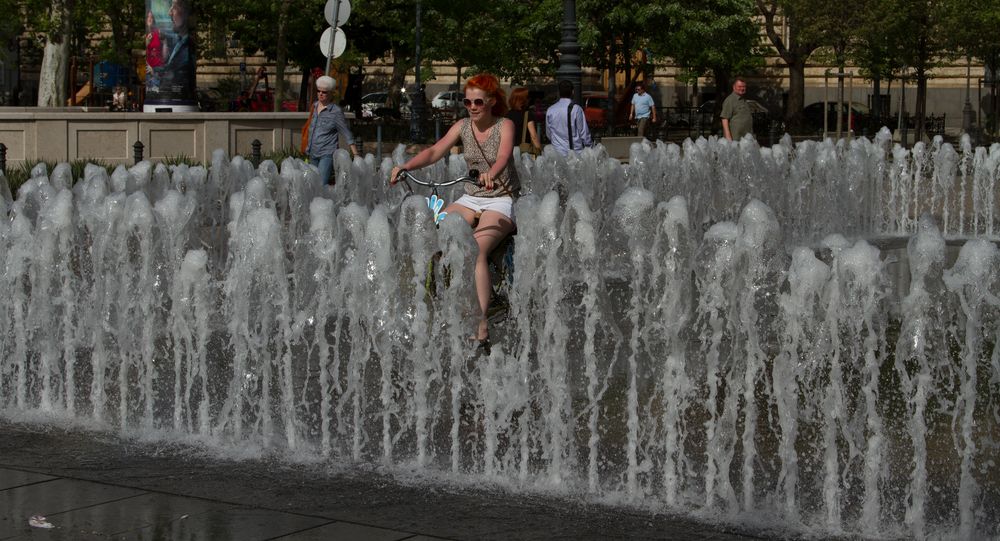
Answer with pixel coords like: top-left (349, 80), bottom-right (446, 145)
top-left (545, 80), bottom-right (592, 155)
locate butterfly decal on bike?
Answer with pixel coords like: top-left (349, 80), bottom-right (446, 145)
top-left (426, 195), bottom-right (448, 225)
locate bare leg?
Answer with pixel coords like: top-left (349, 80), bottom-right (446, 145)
top-left (442, 204), bottom-right (514, 341)
top-left (470, 211), bottom-right (514, 340)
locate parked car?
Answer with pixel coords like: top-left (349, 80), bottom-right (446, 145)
top-left (582, 91), bottom-right (611, 128)
top-left (431, 90), bottom-right (462, 110)
top-left (802, 101), bottom-right (870, 134)
top-left (359, 91), bottom-right (412, 119)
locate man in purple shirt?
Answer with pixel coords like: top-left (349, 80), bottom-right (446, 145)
top-left (545, 80), bottom-right (592, 156)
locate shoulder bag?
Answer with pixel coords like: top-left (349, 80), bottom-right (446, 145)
top-left (518, 111), bottom-right (540, 156)
top-left (566, 102), bottom-right (574, 151)
top-left (300, 103), bottom-right (315, 154)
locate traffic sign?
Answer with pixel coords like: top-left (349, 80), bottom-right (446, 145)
top-left (324, 0), bottom-right (350, 27)
top-left (319, 27), bottom-right (347, 59)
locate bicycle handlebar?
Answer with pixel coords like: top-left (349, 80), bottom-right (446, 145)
top-left (395, 169), bottom-right (480, 197)
top-left (396, 168), bottom-right (479, 188)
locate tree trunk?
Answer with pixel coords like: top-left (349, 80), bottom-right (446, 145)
top-left (274, 0), bottom-right (291, 111)
top-left (873, 77), bottom-right (881, 128)
top-left (608, 40), bottom-right (618, 127)
top-left (386, 45), bottom-right (409, 112)
top-left (785, 59), bottom-right (806, 131)
top-left (298, 66), bottom-right (311, 112)
top-left (756, 0), bottom-right (816, 134)
top-left (38, 40), bottom-right (69, 107)
top-left (37, 0), bottom-right (70, 107)
top-left (622, 33), bottom-right (632, 90)
top-left (915, 71), bottom-right (927, 142)
top-left (837, 65), bottom-right (845, 135)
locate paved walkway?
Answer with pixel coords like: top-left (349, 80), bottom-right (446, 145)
top-left (0, 419), bottom-right (765, 540)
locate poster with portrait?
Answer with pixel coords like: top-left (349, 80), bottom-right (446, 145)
top-left (144, 0), bottom-right (197, 110)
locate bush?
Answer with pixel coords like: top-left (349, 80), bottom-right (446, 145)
top-left (3, 159), bottom-right (114, 195)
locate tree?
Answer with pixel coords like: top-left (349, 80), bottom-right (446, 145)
top-left (848, 0), bottom-right (906, 128)
top-left (89, 0), bottom-right (143, 68)
top-left (940, 0), bottom-right (1000, 134)
top-left (578, 0), bottom-right (651, 91)
top-left (755, 0), bottom-right (824, 131)
top-left (892, 0), bottom-right (948, 141)
top-left (647, 0), bottom-right (761, 107)
top-left (425, 0), bottom-right (558, 82)
top-left (33, 0), bottom-right (72, 106)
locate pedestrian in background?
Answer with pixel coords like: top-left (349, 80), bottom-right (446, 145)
top-left (545, 80), bottom-right (592, 156)
top-left (303, 76), bottom-right (360, 185)
top-left (721, 77), bottom-right (753, 141)
top-left (629, 81), bottom-right (656, 139)
top-left (507, 87), bottom-right (542, 156)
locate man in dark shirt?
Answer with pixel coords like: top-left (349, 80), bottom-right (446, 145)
top-left (721, 78), bottom-right (753, 141)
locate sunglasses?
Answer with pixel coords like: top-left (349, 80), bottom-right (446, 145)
top-left (316, 90), bottom-right (329, 94)
top-left (463, 98), bottom-right (487, 108)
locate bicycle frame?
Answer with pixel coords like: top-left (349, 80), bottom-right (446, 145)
top-left (395, 169), bottom-right (480, 225)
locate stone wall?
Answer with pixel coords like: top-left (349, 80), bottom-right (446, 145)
top-left (0, 109), bottom-right (308, 167)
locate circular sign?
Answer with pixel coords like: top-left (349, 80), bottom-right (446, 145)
top-left (319, 27), bottom-right (347, 59)
top-left (324, 0), bottom-right (351, 26)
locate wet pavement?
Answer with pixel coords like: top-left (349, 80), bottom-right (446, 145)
top-left (0, 419), bottom-right (767, 540)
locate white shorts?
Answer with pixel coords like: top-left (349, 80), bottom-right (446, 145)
top-left (453, 195), bottom-right (515, 221)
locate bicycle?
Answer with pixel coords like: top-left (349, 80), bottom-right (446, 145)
top-left (394, 168), bottom-right (515, 326)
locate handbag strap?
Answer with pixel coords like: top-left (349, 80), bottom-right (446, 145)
top-left (469, 118), bottom-right (513, 197)
top-left (521, 111), bottom-right (529, 144)
top-left (304, 102), bottom-right (318, 153)
top-left (470, 118), bottom-right (496, 171)
top-left (566, 102), bottom-right (574, 151)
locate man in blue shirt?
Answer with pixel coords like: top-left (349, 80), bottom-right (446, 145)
top-left (305, 76), bottom-right (360, 185)
top-left (629, 82), bottom-right (657, 139)
top-left (545, 80), bottom-right (592, 156)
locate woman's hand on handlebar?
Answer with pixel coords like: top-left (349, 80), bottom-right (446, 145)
top-left (389, 166), bottom-right (404, 185)
top-left (480, 171), bottom-right (495, 191)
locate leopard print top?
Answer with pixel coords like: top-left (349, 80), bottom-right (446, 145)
top-left (460, 117), bottom-right (520, 198)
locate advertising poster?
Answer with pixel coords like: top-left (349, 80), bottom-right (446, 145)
top-left (144, 0), bottom-right (197, 111)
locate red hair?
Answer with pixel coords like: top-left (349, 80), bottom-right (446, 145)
top-left (508, 87), bottom-right (529, 111)
top-left (464, 73), bottom-right (508, 117)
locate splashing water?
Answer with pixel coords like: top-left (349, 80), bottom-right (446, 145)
top-left (1, 138), bottom-right (999, 539)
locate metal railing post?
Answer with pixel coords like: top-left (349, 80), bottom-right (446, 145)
top-left (133, 141), bottom-right (144, 164)
top-left (251, 139), bottom-right (262, 168)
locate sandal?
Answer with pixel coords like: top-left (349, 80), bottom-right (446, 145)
top-left (468, 334), bottom-right (491, 356)
top-left (476, 337), bottom-right (491, 356)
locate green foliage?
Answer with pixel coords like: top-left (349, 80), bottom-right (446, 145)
top-left (646, 0), bottom-right (762, 83)
top-left (940, 0), bottom-right (1000, 72)
top-left (3, 158), bottom-right (114, 194)
top-left (424, 0), bottom-right (560, 81)
top-left (847, 0), bottom-right (906, 83)
top-left (245, 146), bottom-right (305, 164)
top-left (203, 0), bottom-right (328, 70)
top-left (161, 154), bottom-right (199, 167)
top-left (3, 162), bottom-right (39, 194)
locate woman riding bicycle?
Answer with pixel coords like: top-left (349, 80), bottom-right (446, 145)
top-left (391, 73), bottom-right (519, 350)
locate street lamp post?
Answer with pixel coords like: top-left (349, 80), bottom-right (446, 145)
top-left (409, 0), bottom-right (425, 143)
top-left (962, 56), bottom-right (975, 142)
top-left (555, 0), bottom-right (582, 104)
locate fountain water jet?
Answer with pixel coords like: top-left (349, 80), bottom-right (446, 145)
top-left (1, 137), bottom-right (998, 539)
